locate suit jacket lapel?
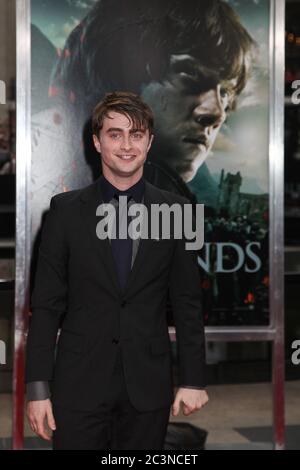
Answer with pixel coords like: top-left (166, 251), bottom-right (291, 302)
top-left (122, 181), bottom-right (162, 295)
top-left (79, 177), bottom-right (121, 294)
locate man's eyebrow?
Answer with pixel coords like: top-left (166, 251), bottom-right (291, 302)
top-left (106, 127), bottom-right (146, 133)
top-left (106, 127), bottom-right (123, 132)
top-left (130, 128), bottom-right (146, 133)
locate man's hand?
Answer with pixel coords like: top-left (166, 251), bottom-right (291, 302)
top-left (172, 388), bottom-right (209, 417)
top-left (26, 399), bottom-right (56, 441)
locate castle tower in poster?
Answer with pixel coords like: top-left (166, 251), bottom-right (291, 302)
top-left (217, 170), bottom-right (242, 216)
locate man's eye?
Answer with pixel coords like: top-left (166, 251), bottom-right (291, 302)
top-left (220, 88), bottom-right (229, 98)
top-left (178, 70), bottom-right (195, 78)
top-left (172, 61), bottom-right (198, 79)
top-left (132, 133), bottom-right (143, 139)
top-left (110, 133), bottom-right (120, 139)
top-left (176, 70), bottom-right (199, 82)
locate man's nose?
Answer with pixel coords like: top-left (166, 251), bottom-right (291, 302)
top-left (192, 89), bottom-right (226, 129)
top-left (120, 135), bottom-right (132, 150)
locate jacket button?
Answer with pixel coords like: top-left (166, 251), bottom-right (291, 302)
top-left (112, 338), bottom-right (119, 344)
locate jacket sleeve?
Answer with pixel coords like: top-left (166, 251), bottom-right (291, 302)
top-left (25, 195), bottom-right (68, 383)
top-left (26, 381), bottom-right (50, 401)
top-left (169, 217), bottom-right (206, 389)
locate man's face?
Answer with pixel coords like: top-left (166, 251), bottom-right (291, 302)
top-left (93, 111), bottom-right (153, 180)
top-left (141, 54), bottom-right (238, 182)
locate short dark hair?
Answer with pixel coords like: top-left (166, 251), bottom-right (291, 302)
top-left (92, 91), bottom-right (154, 136)
top-left (51, 0), bottom-right (256, 111)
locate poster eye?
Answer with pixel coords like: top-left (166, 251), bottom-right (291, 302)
top-left (174, 64), bottom-right (197, 80)
top-left (220, 88), bottom-right (229, 98)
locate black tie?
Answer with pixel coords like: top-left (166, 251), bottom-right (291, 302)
top-left (110, 194), bottom-right (133, 291)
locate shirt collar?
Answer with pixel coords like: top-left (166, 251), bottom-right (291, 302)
top-left (100, 174), bottom-right (145, 204)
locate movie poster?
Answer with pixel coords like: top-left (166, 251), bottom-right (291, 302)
top-left (31, 0), bottom-right (271, 326)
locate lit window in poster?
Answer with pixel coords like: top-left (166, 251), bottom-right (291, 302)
top-left (31, 0), bottom-right (271, 326)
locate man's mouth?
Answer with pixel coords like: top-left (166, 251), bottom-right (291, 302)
top-left (117, 155), bottom-right (136, 161)
top-left (182, 136), bottom-right (208, 148)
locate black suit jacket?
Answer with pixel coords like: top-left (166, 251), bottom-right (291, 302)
top-left (26, 177), bottom-right (206, 412)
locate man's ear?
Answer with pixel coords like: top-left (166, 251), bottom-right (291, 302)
top-left (147, 133), bottom-right (154, 152)
top-left (93, 134), bottom-right (101, 154)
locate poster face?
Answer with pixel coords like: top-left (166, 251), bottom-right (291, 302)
top-left (31, 0), bottom-right (271, 326)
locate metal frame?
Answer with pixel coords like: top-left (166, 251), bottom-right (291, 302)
top-left (13, 0), bottom-right (31, 450)
top-left (14, 0), bottom-right (285, 450)
top-left (268, 0), bottom-right (285, 451)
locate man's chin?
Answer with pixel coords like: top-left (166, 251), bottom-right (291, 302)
top-left (177, 158), bottom-right (206, 182)
top-left (181, 168), bottom-right (197, 183)
top-left (114, 165), bottom-right (143, 178)
top-left (174, 147), bottom-right (208, 180)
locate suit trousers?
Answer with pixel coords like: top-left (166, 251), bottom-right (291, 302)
top-left (52, 345), bottom-right (171, 450)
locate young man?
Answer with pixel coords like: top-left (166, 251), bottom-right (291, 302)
top-left (26, 92), bottom-right (208, 450)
